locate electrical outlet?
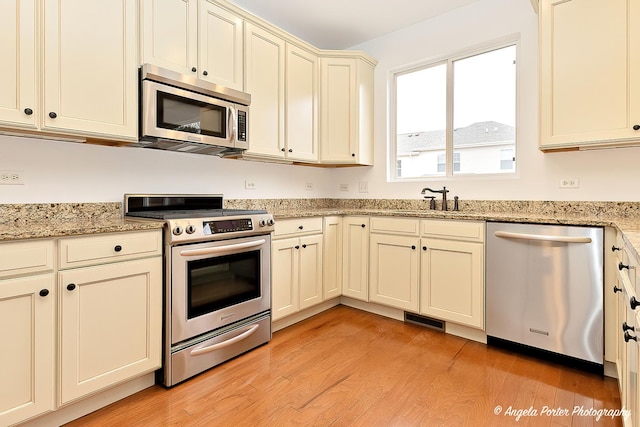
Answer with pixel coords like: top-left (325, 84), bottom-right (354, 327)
top-left (359, 181), bottom-right (368, 193)
top-left (559, 178), bottom-right (579, 189)
top-left (305, 182), bottom-right (313, 191)
top-left (340, 184), bottom-right (349, 192)
top-left (0, 170), bottom-right (24, 185)
top-left (245, 180), bottom-right (256, 190)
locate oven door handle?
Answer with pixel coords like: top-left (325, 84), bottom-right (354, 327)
top-left (179, 239), bottom-right (266, 257)
top-left (189, 324), bottom-right (260, 356)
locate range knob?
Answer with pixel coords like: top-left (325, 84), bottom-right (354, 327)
top-left (267, 218), bottom-right (275, 226)
top-left (259, 219), bottom-right (267, 227)
top-left (172, 226), bottom-right (184, 236)
top-left (185, 225), bottom-right (196, 234)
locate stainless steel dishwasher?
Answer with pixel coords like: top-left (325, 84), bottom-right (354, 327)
top-left (486, 222), bottom-right (603, 371)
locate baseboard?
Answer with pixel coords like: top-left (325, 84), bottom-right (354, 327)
top-left (272, 298), bottom-right (341, 332)
top-left (339, 297), bottom-right (405, 321)
top-left (20, 373), bottom-right (155, 427)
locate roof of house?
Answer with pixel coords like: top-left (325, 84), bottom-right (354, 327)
top-left (397, 121), bottom-right (515, 156)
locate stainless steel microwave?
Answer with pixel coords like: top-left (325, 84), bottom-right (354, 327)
top-left (136, 64), bottom-right (250, 156)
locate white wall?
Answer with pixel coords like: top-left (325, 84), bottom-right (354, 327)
top-left (332, 0), bottom-right (640, 202)
top-left (2, 0), bottom-right (639, 205)
top-left (0, 135), bottom-right (333, 203)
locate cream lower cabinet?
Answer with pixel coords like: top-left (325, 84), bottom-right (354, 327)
top-left (272, 218), bottom-right (323, 320)
top-left (0, 274), bottom-right (55, 426)
top-left (615, 232), bottom-right (640, 427)
top-left (58, 257), bottom-right (162, 405)
top-left (57, 231), bottom-right (162, 406)
top-left (0, 239), bottom-right (56, 426)
top-left (323, 217), bottom-right (343, 299)
top-left (369, 217), bottom-right (420, 311)
top-left (341, 216), bottom-right (370, 301)
top-left (420, 220), bottom-right (485, 330)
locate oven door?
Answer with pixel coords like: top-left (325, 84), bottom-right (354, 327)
top-left (142, 79), bottom-right (237, 148)
top-left (170, 234), bottom-right (271, 345)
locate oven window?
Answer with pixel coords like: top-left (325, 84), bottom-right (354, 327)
top-left (157, 92), bottom-right (226, 138)
top-left (186, 250), bottom-right (261, 318)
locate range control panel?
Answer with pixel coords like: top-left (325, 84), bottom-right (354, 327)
top-left (166, 214), bottom-right (274, 244)
top-left (203, 218), bottom-right (253, 235)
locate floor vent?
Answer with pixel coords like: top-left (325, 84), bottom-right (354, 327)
top-left (404, 312), bottom-right (445, 331)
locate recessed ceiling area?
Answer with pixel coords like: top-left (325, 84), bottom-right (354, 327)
top-left (229, 0), bottom-right (483, 49)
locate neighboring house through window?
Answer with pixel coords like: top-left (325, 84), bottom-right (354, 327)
top-left (392, 40), bottom-right (517, 179)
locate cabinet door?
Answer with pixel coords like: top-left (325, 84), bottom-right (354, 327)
top-left (286, 43), bottom-right (318, 162)
top-left (244, 22), bottom-right (285, 158)
top-left (140, 0), bottom-right (198, 75)
top-left (539, 0), bottom-right (640, 149)
top-left (0, 0), bottom-right (37, 129)
top-left (320, 57), bottom-right (356, 163)
top-left (342, 217), bottom-right (369, 301)
top-left (323, 217), bottom-right (343, 299)
top-left (199, 1), bottom-right (243, 90)
top-left (42, 0), bottom-right (138, 140)
top-left (369, 234), bottom-right (419, 311)
top-left (58, 257), bottom-right (162, 405)
top-left (0, 274), bottom-right (54, 426)
top-left (420, 238), bottom-right (484, 329)
top-left (272, 238), bottom-right (299, 320)
top-left (299, 234), bottom-right (323, 310)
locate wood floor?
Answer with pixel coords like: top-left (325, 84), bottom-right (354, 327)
top-left (65, 306), bottom-right (622, 426)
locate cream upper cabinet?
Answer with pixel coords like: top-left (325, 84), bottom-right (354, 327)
top-left (419, 220), bottom-right (485, 329)
top-left (244, 22), bottom-right (286, 159)
top-left (140, 0), bottom-right (243, 89)
top-left (342, 216), bottom-right (370, 301)
top-left (369, 217), bottom-right (420, 312)
top-left (539, 0), bottom-right (640, 150)
top-left (42, 0), bottom-right (137, 140)
top-left (0, 0), bottom-right (137, 141)
top-left (323, 217), bottom-right (343, 299)
top-left (140, 0), bottom-right (198, 76)
top-left (0, 0), bottom-right (37, 130)
top-left (244, 24), bottom-right (318, 162)
top-left (0, 273), bottom-right (55, 426)
top-left (285, 43), bottom-right (319, 162)
top-left (319, 55), bottom-right (375, 165)
top-left (199, 1), bottom-right (243, 89)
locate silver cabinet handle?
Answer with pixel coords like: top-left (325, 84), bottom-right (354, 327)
top-left (190, 324), bottom-right (260, 356)
top-left (494, 231), bottom-right (592, 244)
top-left (179, 239), bottom-right (266, 257)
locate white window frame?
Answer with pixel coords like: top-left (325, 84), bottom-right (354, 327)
top-left (388, 35), bottom-right (520, 182)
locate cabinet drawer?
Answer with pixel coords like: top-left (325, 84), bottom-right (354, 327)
top-left (422, 220), bottom-right (485, 243)
top-left (370, 217), bottom-right (419, 236)
top-left (58, 230), bottom-right (162, 269)
top-left (0, 240), bottom-right (55, 279)
top-left (274, 217), bottom-right (323, 237)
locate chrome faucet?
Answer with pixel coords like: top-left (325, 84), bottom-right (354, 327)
top-left (421, 187), bottom-right (449, 211)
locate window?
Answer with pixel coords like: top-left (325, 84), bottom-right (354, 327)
top-left (393, 42), bottom-right (517, 179)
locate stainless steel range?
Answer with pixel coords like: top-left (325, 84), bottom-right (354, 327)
top-left (124, 194), bottom-right (274, 386)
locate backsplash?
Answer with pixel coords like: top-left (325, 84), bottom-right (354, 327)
top-left (0, 202), bottom-right (122, 225)
top-left (1, 199), bottom-right (639, 225)
top-left (225, 198), bottom-right (640, 219)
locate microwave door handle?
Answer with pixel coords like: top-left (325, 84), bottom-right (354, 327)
top-left (179, 239), bottom-right (266, 257)
top-left (228, 106), bottom-right (237, 145)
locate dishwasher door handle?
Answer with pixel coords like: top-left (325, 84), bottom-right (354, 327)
top-left (494, 231), bottom-right (592, 244)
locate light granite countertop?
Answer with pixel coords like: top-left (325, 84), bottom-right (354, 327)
top-left (0, 202), bottom-right (164, 241)
top-left (2, 199), bottom-right (640, 260)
